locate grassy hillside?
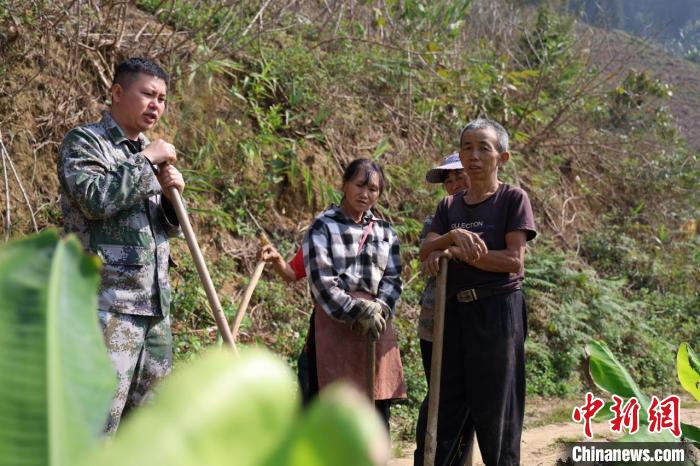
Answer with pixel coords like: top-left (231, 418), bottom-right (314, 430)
top-left (1, 0), bottom-right (698, 441)
top-left (586, 28), bottom-right (700, 148)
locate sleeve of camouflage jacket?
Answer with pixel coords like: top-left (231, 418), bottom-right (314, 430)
top-left (58, 128), bottom-right (162, 219)
top-left (159, 196), bottom-right (182, 238)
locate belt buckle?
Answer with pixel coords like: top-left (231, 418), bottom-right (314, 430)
top-left (457, 288), bottom-right (477, 303)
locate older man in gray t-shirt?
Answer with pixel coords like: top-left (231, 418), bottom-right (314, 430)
top-left (417, 119), bottom-right (536, 466)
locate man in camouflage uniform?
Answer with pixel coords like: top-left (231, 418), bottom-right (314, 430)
top-left (57, 57), bottom-right (185, 434)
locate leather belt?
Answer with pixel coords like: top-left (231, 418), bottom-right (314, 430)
top-left (455, 287), bottom-right (516, 303)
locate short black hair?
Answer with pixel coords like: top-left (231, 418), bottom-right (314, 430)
top-left (460, 118), bottom-right (509, 153)
top-left (342, 158), bottom-right (387, 195)
top-left (113, 57), bottom-right (168, 89)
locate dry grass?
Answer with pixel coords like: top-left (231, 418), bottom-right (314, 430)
top-left (588, 28), bottom-right (700, 148)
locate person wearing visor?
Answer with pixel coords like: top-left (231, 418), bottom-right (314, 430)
top-left (414, 153), bottom-right (474, 465)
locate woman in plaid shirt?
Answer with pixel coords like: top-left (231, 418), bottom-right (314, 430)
top-left (302, 158), bottom-right (406, 427)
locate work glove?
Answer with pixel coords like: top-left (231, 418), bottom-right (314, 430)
top-left (352, 299), bottom-right (388, 340)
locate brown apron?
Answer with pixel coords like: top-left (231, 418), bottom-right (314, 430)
top-left (314, 290), bottom-right (407, 400)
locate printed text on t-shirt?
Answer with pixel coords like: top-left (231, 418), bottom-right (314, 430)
top-left (451, 221), bottom-right (484, 230)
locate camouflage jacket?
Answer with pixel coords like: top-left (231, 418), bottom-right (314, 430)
top-left (57, 112), bottom-right (180, 316)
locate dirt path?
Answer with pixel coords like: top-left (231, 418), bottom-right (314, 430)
top-left (389, 407), bottom-right (700, 466)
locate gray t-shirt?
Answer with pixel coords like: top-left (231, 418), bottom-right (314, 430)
top-left (429, 183), bottom-right (537, 298)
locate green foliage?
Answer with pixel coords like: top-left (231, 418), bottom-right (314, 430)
top-left (391, 310), bottom-right (427, 441)
top-left (587, 340), bottom-right (650, 408)
top-left (579, 226), bottom-right (700, 348)
top-left (83, 349), bottom-right (389, 466)
top-left (0, 230), bottom-right (116, 466)
top-left (677, 343), bottom-right (700, 402)
top-left (608, 70), bottom-right (673, 130)
top-left (523, 241), bottom-right (687, 396)
top-left (246, 277), bottom-right (311, 362)
top-left (0, 232), bottom-right (387, 466)
top-left (392, 0), bottom-right (472, 38)
top-left (682, 423), bottom-right (700, 445)
top-left (150, 1), bottom-right (699, 436)
top-left (170, 252), bottom-right (220, 360)
top-left (520, 5), bottom-right (575, 68)
top-left (136, 0), bottom-right (236, 43)
top-left (281, 384), bottom-right (389, 466)
top-left (3, 0), bottom-right (700, 446)
top-left (586, 339), bottom-right (700, 444)
top-left (84, 349), bottom-right (298, 466)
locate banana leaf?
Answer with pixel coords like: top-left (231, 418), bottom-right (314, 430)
top-left (0, 230), bottom-right (116, 466)
top-left (83, 349), bottom-right (388, 466)
top-left (677, 343), bottom-right (700, 401)
top-left (587, 340), bottom-right (650, 415)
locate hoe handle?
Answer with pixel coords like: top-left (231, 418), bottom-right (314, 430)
top-left (424, 257), bottom-right (448, 466)
top-left (168, 187), bottom-right (236, 351)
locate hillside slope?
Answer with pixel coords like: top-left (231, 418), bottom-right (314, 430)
top-left (588, 28), bottom-right (700, 148)
top-left (1, 0), bottom-right (698, 441)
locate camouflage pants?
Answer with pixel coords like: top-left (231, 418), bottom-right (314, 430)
top-left (98, 311), bottom-right (172, 434)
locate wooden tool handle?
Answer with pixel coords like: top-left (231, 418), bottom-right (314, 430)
top-left (424, 256), bottom-right (448, 466)
top-left (230, 260), bottom-right (266, 339)
top-left (168, 187), bottom-right (236, 351)
top-left (367, 337), bottom-right (376, 400)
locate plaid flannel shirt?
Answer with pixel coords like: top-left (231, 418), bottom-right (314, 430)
top-left (303, 206), bottom-right (402, 322)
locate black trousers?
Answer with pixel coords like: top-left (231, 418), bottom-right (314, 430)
top-left (414, 339), bottom-right (475, 466)
top-left (297, 313), bottom-right (319, 406)
top-left (418, 290), bottom-right (526, 466)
